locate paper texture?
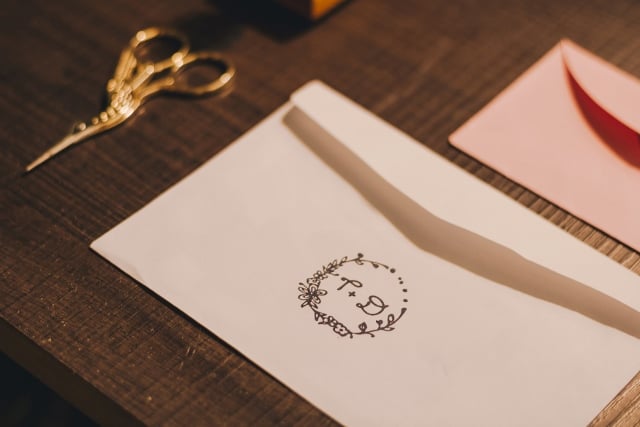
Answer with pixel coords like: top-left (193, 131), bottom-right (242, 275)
top-left (92, 81), bottom-right (640, 426)
top-left (450, 39), bottom-right (640, 252)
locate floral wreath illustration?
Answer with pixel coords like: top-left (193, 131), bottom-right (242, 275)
top-left (298, 253), bottom-right (407, 338)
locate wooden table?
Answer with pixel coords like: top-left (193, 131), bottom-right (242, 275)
top-left (2, 0), bottom-right (640, 425)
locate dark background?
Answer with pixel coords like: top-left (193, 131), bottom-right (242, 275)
top-left (2, 0), bottom-right (640, 425)
top-left (0, 353), bottom-right (95, 427)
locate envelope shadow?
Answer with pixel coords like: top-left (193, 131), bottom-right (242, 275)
top-left (284, 107), bottom-right (640, 339)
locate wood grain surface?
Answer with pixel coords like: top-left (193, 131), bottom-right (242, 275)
top-left (2, 0), bottom-right (640, 425)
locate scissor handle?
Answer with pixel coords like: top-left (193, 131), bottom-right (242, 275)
top-left (110, 27), bottom-right (191, 88)
top-left (135, 51), bottom-right (236, 100)
top-left (129, 27), bottom-right (191, 73)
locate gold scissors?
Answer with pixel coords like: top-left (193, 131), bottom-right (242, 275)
top-left (26, 27), bottom-right (235, 173)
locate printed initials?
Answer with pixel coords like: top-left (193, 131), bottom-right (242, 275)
top-left (356, 295), bottom-right (389, 316)
top-left (337, 276), bottom-right (363, 291)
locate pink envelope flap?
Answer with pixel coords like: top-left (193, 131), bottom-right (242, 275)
top-left (562, 39), bottom-right (640, 134)
top-left (562, 40), bottom-right (640, 163)
top-left (450, 39), bottom-right (640, 252)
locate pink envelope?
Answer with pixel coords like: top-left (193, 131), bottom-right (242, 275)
top-left (450, 39), bottom-right (640, 251)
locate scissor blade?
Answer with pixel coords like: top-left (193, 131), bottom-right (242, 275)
top-left (25, 130), bottom-right (84, 173)
top-left (25, 151), bottom-right (53, 173)
top-left (24, 112), bottom-right (127, 173)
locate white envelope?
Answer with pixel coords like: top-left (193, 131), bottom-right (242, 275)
top-left (92, 81), bottom-right (640, 426)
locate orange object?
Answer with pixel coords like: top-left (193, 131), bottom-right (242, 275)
top-left (278, 0), bottom-right (347, 20)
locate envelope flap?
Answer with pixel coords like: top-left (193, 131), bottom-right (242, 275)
top-left (562, 39), bottom-right (640, 134)
top-left (291, 81), bottom-right (640, 313)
